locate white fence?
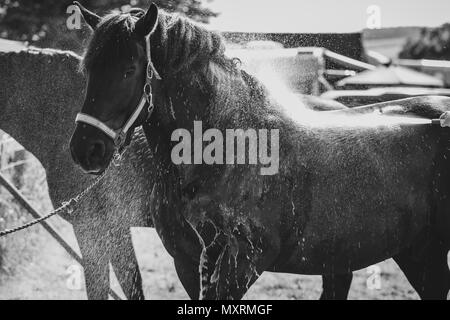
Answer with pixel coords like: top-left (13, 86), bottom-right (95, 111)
top-left (396, 58), bottom-right (450, 86)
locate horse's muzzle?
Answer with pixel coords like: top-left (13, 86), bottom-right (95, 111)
top-left (70, 124), bottom-right (115, 174)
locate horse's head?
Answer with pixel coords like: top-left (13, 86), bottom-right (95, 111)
top-left (70, 2), bottom-right (161, 174)
top-left (70, 1), bottom-right (239, 174)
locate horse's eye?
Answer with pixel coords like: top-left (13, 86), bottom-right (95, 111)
top-left (124, 68), bottom-right (135, 79)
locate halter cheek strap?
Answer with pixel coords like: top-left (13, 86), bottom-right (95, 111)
top-left (75, 94), bottom-right (148, 146)
top-left (75, 34), bottom-right (161, 149)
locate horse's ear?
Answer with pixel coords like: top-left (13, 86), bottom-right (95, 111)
top-left (135, 3), bottom-right (159, 37)
top-left (73, 1), bottom-right (101, 30)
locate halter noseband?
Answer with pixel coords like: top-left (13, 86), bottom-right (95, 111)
top-left (75, 34), bottom-right (161, 149)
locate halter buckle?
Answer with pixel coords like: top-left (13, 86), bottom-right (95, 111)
top-left (144, 83), bottom-right (152, 103)
top-left (112, 151), bottom-right (123, 167)
top-left (114, 131), bottom-right (126, 148)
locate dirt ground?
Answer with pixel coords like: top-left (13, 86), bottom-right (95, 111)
top-left (1, 215), bottom-right (444, 300)
top-left (0, 159), bottom-right (447, 300)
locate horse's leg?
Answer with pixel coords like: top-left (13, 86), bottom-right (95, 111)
top-left (320, 273), bottom-right (353, 300)
top-left (394, 237), bottom-right (450, 300)
top-left (110, 228), bottom-right (145, 300)
top-left (73, 223), bottom-right (110, 300)
top-left (199, 230), bottom-right (270, 300)
top-left (200, 255), bottom-right (260, 300)
top-left (174, 258), bottom-right (201, 300)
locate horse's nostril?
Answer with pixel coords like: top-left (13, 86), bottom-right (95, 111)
top-left (87, 140), bottom-right (106, 163)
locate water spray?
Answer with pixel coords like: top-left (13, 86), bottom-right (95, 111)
top-left (431, 111), bottom-right (450, 127)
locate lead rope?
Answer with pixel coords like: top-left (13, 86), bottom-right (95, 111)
top-left (0, 159), bottom-right (111, 237)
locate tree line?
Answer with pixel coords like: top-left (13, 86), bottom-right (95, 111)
top-left (399, 23), bottom-right (450, 60)
top-left (0, 0), bottom-right (217, 53)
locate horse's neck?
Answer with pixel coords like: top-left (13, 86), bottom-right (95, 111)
top-left (147, 59), bottom-right (275, 154)
top-left (141, 59), bottom-right (286, 260)
top-left (142, 120), bottom-right (203, 261)
top-left (205, 63), bottom-right (278, 129)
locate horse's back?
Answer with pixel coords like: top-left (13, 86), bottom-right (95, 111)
top-left (275, 103), bottom-right (450, 273)
top-left (338, 95), bottom-right (450, 118)
top-left (301, 95), bottom-right (348, 111)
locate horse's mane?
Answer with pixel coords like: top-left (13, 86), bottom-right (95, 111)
top-left (154, 10), bottom-right (236, 74)
top-left (81, 8), bottom-right (236, 75)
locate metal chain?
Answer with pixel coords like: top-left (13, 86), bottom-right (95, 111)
top-left (70, 168), bottom-right (108, 206)
top-left (0, 162), bottom-right (110, 237)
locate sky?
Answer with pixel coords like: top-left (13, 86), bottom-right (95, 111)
top-left (204, 0), bottom-right (450, 33)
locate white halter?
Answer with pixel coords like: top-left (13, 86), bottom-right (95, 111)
top-left (75, 34), bottom-right (161, 148)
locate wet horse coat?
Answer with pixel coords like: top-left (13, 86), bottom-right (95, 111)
top-left (0, 48), bottom-right (352, 299)
top-left (69, 4), bottom-right (450, 299)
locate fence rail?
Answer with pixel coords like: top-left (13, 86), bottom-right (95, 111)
top-left (396, 58), bottom-right (450, 86)
top-left (0, 172), bottom-right (122, 300)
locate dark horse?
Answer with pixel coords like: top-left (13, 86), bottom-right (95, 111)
top-left (0, 47), bottom-right (351, 299)
top-left (70, 4), bottom-right (450, 299)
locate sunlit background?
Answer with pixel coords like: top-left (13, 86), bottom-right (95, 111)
top-left (206, 0), bottom-right (450, 32)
